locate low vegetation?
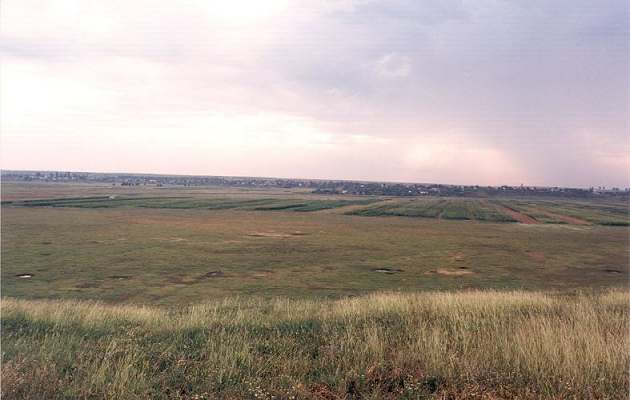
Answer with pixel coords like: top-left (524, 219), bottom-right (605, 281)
top-left (3, 206), bottom-right (628, 303)
top-left (2, 290), bottom-right (628, 399)
top-left (348, 198), bottom-right (629, 226)
top-left (2, 183), bottom-right (628, 398)
top-left (3, 196), bottom-right (378, 213)
top-left (3, 182), bottom-right (628, 226)
top-left (502, 200), bottom-right (630, 226)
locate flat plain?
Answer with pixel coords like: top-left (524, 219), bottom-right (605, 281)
top-left (1, 182), bottom-right (628, 304)
top-left (1, 181), bottom-right (629, 399)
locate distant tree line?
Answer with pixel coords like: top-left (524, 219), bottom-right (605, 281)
top-left (2, 170), bottom-right (628, 199)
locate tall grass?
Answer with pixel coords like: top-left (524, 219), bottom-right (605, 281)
top-left (2, 290), bottom-right (628, 399)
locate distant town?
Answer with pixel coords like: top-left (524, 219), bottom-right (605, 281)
top-left (2, 170), bottom-right (629, 199)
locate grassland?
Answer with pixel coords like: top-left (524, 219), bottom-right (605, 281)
top-left (2, 182), bottom-right (628, 303)
top-left (3, 182), bottom-right (629, 227)
top-left (348, 197), bottom-right (629, 226)
top-left (5, 196), bottom-right (377, 212)
top-left (2, 205), bottom-right (628, 303)
top-left (3, 290), bottom-right (628, 399)
top-left (502, 199), bottom-right (630, 226)
top-left (2, 182), bottom-right (629, 399)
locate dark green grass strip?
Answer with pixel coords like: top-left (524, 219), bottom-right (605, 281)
top-left (9, 196), bottom-right (379, 213)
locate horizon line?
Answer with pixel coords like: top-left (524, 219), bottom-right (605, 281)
top-left (2, 168), bottom-right (626, 190)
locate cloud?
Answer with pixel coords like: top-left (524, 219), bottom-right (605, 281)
top-left (1, 0), bottom-right (628, 186)
top-left (373, 53), bottom-right (412, 78)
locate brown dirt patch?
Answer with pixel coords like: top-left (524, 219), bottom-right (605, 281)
top-left (153, 237), bottom-right (187, 242)
top-left (451, 253), bottom-right (465, 262)
top-left (500, 206), bottom-right (539, 224)
top-left (247, 232), bottom-right (290, 238)
top-left (252, 269), bottom-right (274, 278)
top-left (434, 268), bottom-right (473, 276)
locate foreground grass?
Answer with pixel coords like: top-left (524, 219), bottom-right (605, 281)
top-left (2, 290), bottom-right (629, 399)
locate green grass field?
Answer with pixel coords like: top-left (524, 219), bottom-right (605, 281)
top-left (349, 197), bottom-right (629, 226)
top-left (4, 195), bottom-right (377, 212)
top-left (3, 182), bottom-right (629, 226)
top-left (1, 182), bottom-right (629, 399)
top-left (2, 182), bottom-right (628, 303)
top-left (2, 205), bottom-right (628, 304)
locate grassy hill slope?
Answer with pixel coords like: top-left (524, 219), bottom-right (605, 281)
top-left (3, 290), bottom-right (628, 399)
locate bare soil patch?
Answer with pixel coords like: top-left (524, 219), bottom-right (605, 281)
top-left (153, 237), bottom-right (187, 242)
top-left (451, 253), bottom-right (465, 262)
top-left (434, 268), bottom-right (473, 276)
top-left (252, 269), bottom-right (274, 278)
top-left (500, 206), bottom-right (539, 224)
top-left (247, 232), bottom-right (290, 238)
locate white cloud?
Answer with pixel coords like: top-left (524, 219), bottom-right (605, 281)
top-left (373, 53), bottom-right (412, 78)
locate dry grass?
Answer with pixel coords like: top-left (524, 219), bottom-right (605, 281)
top-left (2, 290), bottom-right (628, 399)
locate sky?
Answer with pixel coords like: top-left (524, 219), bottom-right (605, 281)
top-left (1, 0), bottom-right (629, 187)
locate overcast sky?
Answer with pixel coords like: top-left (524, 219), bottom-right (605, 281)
top-left (1, 0), bottom-right (628, 187)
